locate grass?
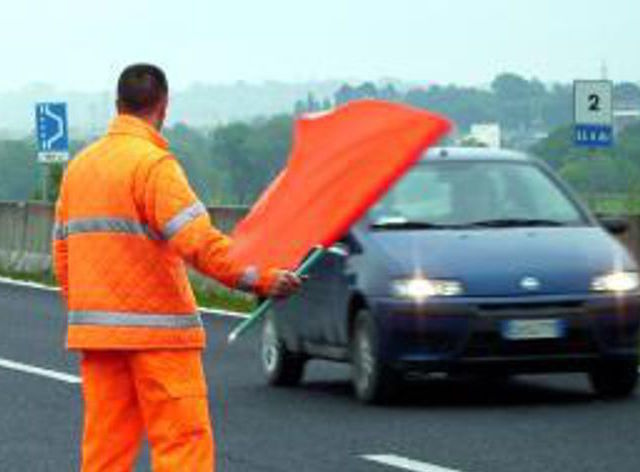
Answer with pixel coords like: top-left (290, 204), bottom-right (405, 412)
top-left (584, 194), bottom-right (640, 215)
top-left (192, 281), bottom-right (256, 313)
top-left (0, 267), bottom-right (58, 286)
top-left (0, 266), bottom-right (255, 313)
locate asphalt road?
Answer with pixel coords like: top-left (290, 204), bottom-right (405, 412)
top-left (1, 280), bottom-right (640, 472)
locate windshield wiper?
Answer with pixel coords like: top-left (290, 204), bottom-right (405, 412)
top-left (370, 220), bottom-right (464, 230)
top-left (465, 218), bottom-right (567, 228)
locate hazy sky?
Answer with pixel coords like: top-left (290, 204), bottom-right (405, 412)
top-left (0, 0), bottom-right (637, 92)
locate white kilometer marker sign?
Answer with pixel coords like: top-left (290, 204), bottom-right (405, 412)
top-left (0, 357), bottom-right (81, 384)
top-left (362, 455), bottom-right (463, 472)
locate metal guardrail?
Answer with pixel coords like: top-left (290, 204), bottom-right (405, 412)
top-left (0, 201), bottom-right (249, 273)
top-left (3, 200), bottom-right (640, 276)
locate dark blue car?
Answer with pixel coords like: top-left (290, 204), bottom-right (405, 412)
top-left (260, 147), bottom-right (640, 403)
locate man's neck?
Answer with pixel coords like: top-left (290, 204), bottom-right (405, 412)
top-left (121, 112), bottom-right (160, 131)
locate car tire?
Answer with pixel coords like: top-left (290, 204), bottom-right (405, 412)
top-left (588, 360), bottom-right (638, 399)
top-left (261, 315), bottom-right (306, 387)
top-left (351, 309), bottom-right (401, 404)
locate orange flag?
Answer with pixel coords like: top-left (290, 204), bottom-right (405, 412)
top-left (230, 99), bottom-right (451, 271)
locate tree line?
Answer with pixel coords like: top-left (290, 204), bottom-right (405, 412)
top-left (297, 73), bottom-right (640, 135)
top-left (0, 115), bottom-right (294, 206)
top-left (1, 73), bottom-right (639, 208)
top-left (532, 122), bottom-right (640, 197)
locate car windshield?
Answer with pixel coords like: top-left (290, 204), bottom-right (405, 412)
top-left (370, 160), bottom-right (588, 229)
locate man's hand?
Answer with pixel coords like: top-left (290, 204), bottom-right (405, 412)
top-left (268, 270), bottom-right (302, 299)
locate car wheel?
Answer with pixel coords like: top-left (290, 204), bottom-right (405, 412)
top-left (261, 316), bottom-right (306, 386)
top-left (351, 309), bottom-right (401, 404)
top-left (588, 360), bottom-right (638, 399)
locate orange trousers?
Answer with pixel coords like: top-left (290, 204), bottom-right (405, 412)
top-left (79, 350), bottom-right (215, 472)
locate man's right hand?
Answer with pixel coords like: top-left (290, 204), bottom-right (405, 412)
top-left (267, 270), bottom-right (302, 299)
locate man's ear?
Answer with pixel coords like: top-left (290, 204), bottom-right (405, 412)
top-left (153, 96), bottom-right (169, 130)
top-left (160, 96), bottom-right (168, 117)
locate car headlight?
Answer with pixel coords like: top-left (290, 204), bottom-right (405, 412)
top-left (591, 271), bottom-right (639, 293)
top-left (392, 278), bottom-right (464, 300)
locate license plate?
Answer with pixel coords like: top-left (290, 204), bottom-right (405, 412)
top-left (501, 319), bottom-right (566, 340)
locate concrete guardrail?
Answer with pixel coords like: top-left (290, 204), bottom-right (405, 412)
top-left (0, 201), bottom-right (249, 274)
top-left (3, 200), bottom-right (640, 277)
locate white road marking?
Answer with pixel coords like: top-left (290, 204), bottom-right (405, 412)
top-left (0, 277), bottom-right (249, 386)
top-left (0, 277), bottom-right (249, 318)
top-left (0, 276), bottom-right (60, 292)
top-left (199, 306), bottom-right (248, 319)
top-left (362, 455), bottom-right (463, 472)
top-left (0, 357), bottom-right (81, 384)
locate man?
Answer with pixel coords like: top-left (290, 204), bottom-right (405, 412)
top-left (52, 63), bottom-right (300, 471)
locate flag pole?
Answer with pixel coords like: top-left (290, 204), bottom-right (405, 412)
top-left (227, 246), bottom-right (325, 343)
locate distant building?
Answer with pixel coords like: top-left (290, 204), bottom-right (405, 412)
top-left (469, 123), bottom-right (501, 148)
top-left (614, 109), bottom-right (640, 133)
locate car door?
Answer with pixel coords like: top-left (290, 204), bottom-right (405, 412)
top-left (289, 245), bottom-right (349, 345)
top-left (316, 243), bottom-right (352, 346)
top-left (273, 234), bottom-right (357, 348)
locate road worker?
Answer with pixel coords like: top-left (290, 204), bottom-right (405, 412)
top-left (52, 63), bottom-right (301, 472)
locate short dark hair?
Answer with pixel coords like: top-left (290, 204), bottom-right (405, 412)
top-left (117, 64), bottom-right (168, 114)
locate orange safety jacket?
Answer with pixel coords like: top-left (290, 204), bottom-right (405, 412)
top-left (53, 114), bottom-right (276, 350)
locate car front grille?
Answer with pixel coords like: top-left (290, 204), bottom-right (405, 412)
top-left (466, 300), bottom-right (596, 357)
top-left (476, 300), bottom-right (585, 318)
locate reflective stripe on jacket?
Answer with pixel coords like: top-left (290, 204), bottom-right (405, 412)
top-left (53, 114), bottom-right (276, 350)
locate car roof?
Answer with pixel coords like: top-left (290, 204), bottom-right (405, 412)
top-left (422, 147), bottom-right (531, 162)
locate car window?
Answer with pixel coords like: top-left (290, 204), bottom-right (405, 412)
top-left (370, 160), bottom-right (586, 226)
top-left (379, 169), bottom-right (453, 221)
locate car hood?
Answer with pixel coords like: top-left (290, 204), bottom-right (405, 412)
top-left (369, 226), bottom-right (635, 296)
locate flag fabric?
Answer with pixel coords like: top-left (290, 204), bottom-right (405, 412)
top-left (229, 99), bottom-right (451, 271)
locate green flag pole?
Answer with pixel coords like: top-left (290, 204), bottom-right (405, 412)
top-left (227, 246), bottom-right (326, 344)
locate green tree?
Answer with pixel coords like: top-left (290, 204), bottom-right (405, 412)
top-left (491, 73), bottom-right (543, 130)
top-left (210, 115), bottom-right (293, 204)
top-left (530, 122), bottom-right (640, 197)
top-left (379, 84), bottom-right (399, 101)
top-left (210, 122), bottom-right (254, 204)
top-left (0, 139), bottom-right (39, 200)
top-left (357, 82), bottom-right (379, 98)
top-left (405, 85), bottom-right (497, 132)
top-left (529, 125), bottom-right (575, 169)
top-left (334, 84), bottom-right (358, 105)
top-left (165, 123), bottom-right (219, 204)
top-left (491, 73), bottom-right (533, 100)
top-left (540, 84), bottom-right (572, 129)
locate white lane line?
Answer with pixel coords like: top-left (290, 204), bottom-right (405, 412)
top-left (0, 276), bottom-right (249, 318)
top-left (199, 306), bottom-right (248, 319)
top-left (0, 276), bottom-right (60, 292)
top-left (362, 455), bottom-right (463, 472)
top-left (0, 357), bottom-right (81, 384)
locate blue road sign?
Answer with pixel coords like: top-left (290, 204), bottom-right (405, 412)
top-left (35, 102), bottom-right (69, 162)
top-left (574, 124), bottom-right (613, 148)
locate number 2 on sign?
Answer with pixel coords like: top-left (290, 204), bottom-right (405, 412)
top-left (588, 94), bottom-right (601, 112)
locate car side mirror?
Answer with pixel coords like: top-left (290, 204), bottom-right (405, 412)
top-left (335, 232), bottom-right (363, 255)
top-left (598, 216), bottom-right (629, 235)
top-left (328, 242), bottom-right (350, 257)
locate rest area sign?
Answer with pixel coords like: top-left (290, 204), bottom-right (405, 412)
top-left (574, 80), bottom-right (613, 148)
top-left (35, 102), bottom-right (69, 163)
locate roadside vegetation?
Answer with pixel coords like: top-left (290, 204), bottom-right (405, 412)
top-left (2, 73), bottom-right (639, 209)
top-left (0, 267), bottom-right (254, 313)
